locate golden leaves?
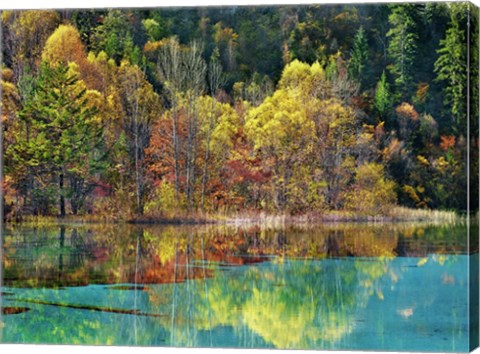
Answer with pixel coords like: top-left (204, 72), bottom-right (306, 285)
top-left (416, 257), bottom-right (428, 267)
top-left (396, 102), bottom-right (419, 122)
top-left (42, 24), bottom-right (85, 66)
top-left (415, 82), bottom-right (429, 103)
top-left (382, 138), bottom-right (403, 161)
top-left (416, 155), bottom-right (430, 166)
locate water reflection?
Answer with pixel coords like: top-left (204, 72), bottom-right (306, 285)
top-left (2, 223), bottom-right (471, 288)
top-left (0, 222), bottom-right (472, 351)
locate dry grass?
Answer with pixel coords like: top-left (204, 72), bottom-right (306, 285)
top-left (7, 206), bottom-right (464, 227)
top-left (221, 207), bottom-right (464, 226)
top-left (386, 206), bottom-right (462, 223)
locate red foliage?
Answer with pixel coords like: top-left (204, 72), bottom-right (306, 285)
top-left (92, 180), bottom-right (112, 197)
top-left (224, 129), bottom-right (271, 186)
top-left (145, 113), bottom-right (181, 183)
top-left (439, 135), bottom-right (456, 151)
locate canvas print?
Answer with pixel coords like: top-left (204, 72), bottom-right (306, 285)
top-left (0, 1), bottom-right (478, 351)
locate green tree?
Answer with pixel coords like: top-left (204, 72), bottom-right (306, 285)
top-left (8, 62), bottom-right (102, 216)
top-left (91, 10), bottom-right (144, 64)
top-left (374, 71), bottom-right (392, 122)
top-left (142, 18), bottom-right (163, 42)
top-left (71, 9), bottom-right (105, 50)
top-left (288, 10), bottom-right (326, 64)
top-left (387, 4), bottom-right (420, 98)
top-left (348, 26), bottom-right (369, 89)
top-left (434, 3), bottom-right (467, 129)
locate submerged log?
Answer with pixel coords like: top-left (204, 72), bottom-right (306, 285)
top-left (12, 298), bottom-right (167, 318)
top-left (2, 307), bottom-right (30, 315)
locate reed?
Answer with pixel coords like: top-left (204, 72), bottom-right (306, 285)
top-left (387, 207), bottom-right (462, 223)
top-left (7, 206), bottom-right (463, 226)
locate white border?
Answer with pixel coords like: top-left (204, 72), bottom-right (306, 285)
top-left (1, 1), bottom-right (479, 354)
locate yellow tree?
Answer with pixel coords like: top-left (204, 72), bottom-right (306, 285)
top-left (277, 60), bottom-right (357, 209)
top-left (311, 98), bottom-right (357, 208)
top-left (42, 24), bottom-right (102, 90)
top-left (197, 95), bottom-right (238, 208)
top-left (344, 163), bottom-right (397, 215)
top-left (42, 24), bottom-right (85, 65)
top-left (1, 68), bottom-right (21, 216)
top-left (278, 59), bottom-right (330, 99)
top-left (245, 88), bottom-right (316, 211)
top-left (116, 60), bottom-right (161, 216)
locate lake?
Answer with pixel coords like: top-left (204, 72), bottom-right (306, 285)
top-left (0, 222), bottom-right (477, 351)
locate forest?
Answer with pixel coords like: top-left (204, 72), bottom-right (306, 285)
top-left (0, 3), bottom-right (478, 221)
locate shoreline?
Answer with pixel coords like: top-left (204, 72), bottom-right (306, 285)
top-left (5, 207), bottom-right (466, 227)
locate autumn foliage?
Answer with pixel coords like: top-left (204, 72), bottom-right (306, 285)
top-left (1, 4), bottom-right (476, 219)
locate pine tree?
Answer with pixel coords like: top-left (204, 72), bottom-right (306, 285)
top-left (10, 62), bottom-right (102, 216)
top-left (434, 3), bottom-right (468, 128)
top-left (387, 4), bottom-right (420, 99)
top-left (348, 26), bottom-right (369, 88)
top-left (374, 71), bottom-right (392, 121)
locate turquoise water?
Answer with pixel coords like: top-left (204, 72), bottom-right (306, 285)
top-left (0, 223), bottom-right (475, 351)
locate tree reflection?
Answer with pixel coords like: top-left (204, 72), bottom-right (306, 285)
top-left (3, 222), bottom-right (468, 289)
top-left (1, 222), bottom-right (469, 348)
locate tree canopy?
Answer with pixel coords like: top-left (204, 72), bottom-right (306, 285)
top-left (1, 3), bottom-right (477, 219)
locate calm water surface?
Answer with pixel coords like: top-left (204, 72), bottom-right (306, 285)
top-left (0, 222), bottom-right (476, 351)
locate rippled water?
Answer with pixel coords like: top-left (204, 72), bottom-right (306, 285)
top-left (0, 223), bottom-right (477, 351)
